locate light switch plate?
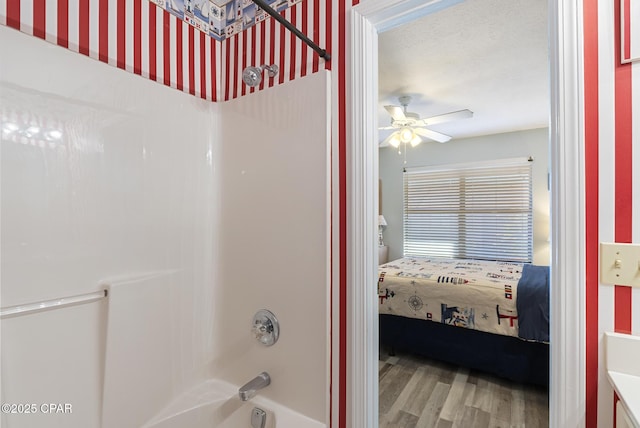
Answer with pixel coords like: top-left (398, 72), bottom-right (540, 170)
top-left (600, 242), bottom-right (640, 287)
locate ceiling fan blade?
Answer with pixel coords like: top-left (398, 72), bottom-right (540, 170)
top-left (378, 126), bottom-right (395, 130)
top-left (418, 109), bottom-right (473, 126)
top-left (414, 127), bottom-right (452, 143)
top-left (384, 105), bottom-right (406, 121)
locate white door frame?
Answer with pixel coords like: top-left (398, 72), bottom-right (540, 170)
top-left (346, 1), bottom-right (587, 427)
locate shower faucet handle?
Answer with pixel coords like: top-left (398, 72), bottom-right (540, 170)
top-left (251, 309), bottom-right (279, 346)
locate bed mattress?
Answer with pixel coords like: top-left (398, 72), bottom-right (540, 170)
top-left (378, 257), bottom-right (548, 341)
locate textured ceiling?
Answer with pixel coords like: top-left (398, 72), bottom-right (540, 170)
top-left (378, 0), bottom-right (549, 144)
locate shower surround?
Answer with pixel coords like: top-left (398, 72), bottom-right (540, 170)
top-left (0, 25), bottom-right (330, 428)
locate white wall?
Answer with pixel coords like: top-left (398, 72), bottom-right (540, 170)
top-left (213, 71), bottom-right (331, 424)
top-left (1, 26), bottom-right (218, 427)
top-left (379, 127), bottom-right (550, 265)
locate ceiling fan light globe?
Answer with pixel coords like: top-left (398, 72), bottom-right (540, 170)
top-left (399, 128), bottom-right (413, 143)
top-left (389, 135), bottom-right (401, 148)
top-left (410, 135), bottom-right (422, 147)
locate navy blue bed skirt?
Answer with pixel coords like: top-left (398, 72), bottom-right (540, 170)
top-left (379, 314), bottom-right (549, 386)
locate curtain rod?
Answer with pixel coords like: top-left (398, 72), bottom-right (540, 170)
top-left (250, 0), bottom-right (331, 61)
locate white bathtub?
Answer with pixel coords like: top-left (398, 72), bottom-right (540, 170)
top-left (141, 379), bottom-right (325, 428)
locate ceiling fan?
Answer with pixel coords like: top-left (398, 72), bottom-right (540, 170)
top-left (379, 96), bottom-right (473, 147)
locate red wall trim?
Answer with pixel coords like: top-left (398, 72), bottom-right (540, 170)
top-left (176, 19), bottom-right (184, 91)
top-left (232, 33), bottom-right (238, 99)
top-left (224, 36), bottom-right (230, 100)
top-left (278, 11), bottom-right (285, 85)
top-left (33, 0), bottom-right (46, 39)
top-left (7, 0), bottom-right (20, 29)
top-left (300, 0), bottom-right (308, 77)
top-left (259, 21), bottom-right (266, 91)
top-left (289, 5), bottom-right (297, 82)
top-left (211, 36), bottom-right (217, 101)
top-left (200, 31), bottom-right (206, 99)
top-left (614, 0), bottom-right (633, 335)
top-left (312, 0), bottom-right (319, 72)
top-left (98, 0), bottom-right (108, 62)
top-left (338, 0), bottom-right (345, 426)
top-left (148, 3), bottom-right (157, 81)
top-left (57, 0), bottom-right (68, 47)
top-left (117, 0), bottom-right (126, 69)
top-left (250, 24), bottom-right (256, 94)
top-left (134, 0), bottom-right (142, 75)
top-left (623, 0), bottom-right (631, 60)
top-left (583, 0), bottom-right (599, 427)
top-left (188, 24), bottom-right (195, 95)
top-left (241, 28), bottom-right (247, 97)
top-left (162, 11), bottom-right (170, 86)
top-left (78, 0), bottom-right (89, 55)
top-left (324, 0), bottom-right (331, 71)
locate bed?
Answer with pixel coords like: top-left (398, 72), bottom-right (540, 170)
top-left (378, 257), bottom-right (550, 386)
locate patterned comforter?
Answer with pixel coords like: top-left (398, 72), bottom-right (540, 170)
top-left (378, 257), bottom-right (549, 342)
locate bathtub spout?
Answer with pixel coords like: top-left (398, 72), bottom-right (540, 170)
top-left (238, 372), bottom-right (271, 401)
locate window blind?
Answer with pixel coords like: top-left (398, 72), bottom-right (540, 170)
top-left (403, 159), bottom-right (533, 262)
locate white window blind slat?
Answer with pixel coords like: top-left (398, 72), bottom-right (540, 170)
top-left (403, 159), bottom-right (533, 262)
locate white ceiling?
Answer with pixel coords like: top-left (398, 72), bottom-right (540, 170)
top-left (377, 0), bottom-right (549, 144)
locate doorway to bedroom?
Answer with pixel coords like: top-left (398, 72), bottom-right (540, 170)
top-left (375, 0), bottom-right (551, 425)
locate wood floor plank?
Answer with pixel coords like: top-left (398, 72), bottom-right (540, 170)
top-left (463, 383), bottom-right (477, 407)
top-left (470, 375), bottom-right (495, 413)
top-left (523, 387), bottom-right (548, 428)
top-left (439, 369), bottom-right (469, 421)
top-left (403, 367), bottom-right (441, 417)
top-left (435, 418), bottom-right (454, 428)
top-left (379, 364), bottom-right (416, 415)
top-left (415, 381), bottom-right (450, 427)
top-left (456, 406), bottom-right (491, 428)
top-left (511, 387), bottom-right (526, 427)
top-left (381, 366), bottom-right (427, 424)
top-left (488, 416), bottom-right (510, 428)
top-left (453, 383), bottom-right (479, 427)
top-left (490, 383), bottom-right (512, 424)
top-left (384, 410), bottom-right (419, 428)
top-left (379, 362), bottom-right (394, 380)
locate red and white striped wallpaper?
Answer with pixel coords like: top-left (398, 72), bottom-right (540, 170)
top-left (218, 0), bottom-right (332, 100)
top-left (584, 0), bottom-right (639, 426)
top-left (2, 0), bottom-right (637, 427)
top-left (0, 0), bottom-right (220, 100)
top-left (0, 0), bottom-right (336, 102)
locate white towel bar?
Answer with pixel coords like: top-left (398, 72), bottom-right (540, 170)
top-left (0, 290), bottom-right (108, 319)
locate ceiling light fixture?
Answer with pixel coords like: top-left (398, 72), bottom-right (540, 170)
top-left (379, 96), bottom-right (473, 151)
top-left (399, 127), bottom-right (413, 143)
top-left (388, 135), bottom-right (401, 148)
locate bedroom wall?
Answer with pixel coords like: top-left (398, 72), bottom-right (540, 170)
top-left (1, 25), bottom-right (217, 427)
top-left (378, 127), bottom-right (550, 266)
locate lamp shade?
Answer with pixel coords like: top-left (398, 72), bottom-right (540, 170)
top-left (378, 215), bottom-right (387, 227)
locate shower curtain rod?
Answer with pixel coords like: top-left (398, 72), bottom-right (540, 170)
top-left (250, 0), bottom-right (331, 61)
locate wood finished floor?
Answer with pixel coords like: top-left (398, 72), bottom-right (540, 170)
top-left (379, 348), bottom-right (549, 428)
